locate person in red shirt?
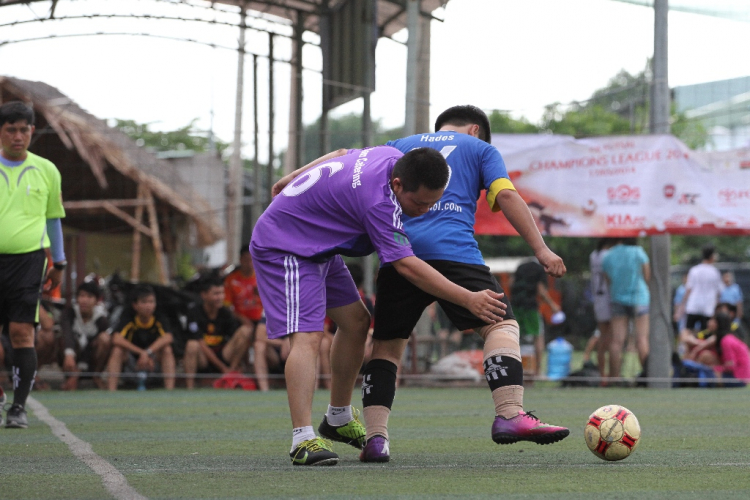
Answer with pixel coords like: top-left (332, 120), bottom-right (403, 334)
top-left (224, 246), bottom-right (287, 391)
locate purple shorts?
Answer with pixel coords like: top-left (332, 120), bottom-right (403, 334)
top-left (250, 253), bottom-right (360, 339)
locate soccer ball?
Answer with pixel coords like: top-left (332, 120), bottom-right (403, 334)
top-left (584, 405), bottom-right (641, 461)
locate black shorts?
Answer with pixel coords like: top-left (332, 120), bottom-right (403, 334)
top-left (373, 260), bottom-right (514, 341)
top-left (0, 250), bottom-right (47, 328)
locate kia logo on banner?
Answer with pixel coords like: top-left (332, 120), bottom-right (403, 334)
top-left (663, 184), bottom-right (676, 199)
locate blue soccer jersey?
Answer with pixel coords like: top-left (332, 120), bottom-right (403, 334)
top-left (386, 132), bottom-right (515, 265)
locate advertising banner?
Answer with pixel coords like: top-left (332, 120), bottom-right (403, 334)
top-left (475, 134), bottom-right (750, 237)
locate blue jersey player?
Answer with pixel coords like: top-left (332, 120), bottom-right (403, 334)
top-left (274, 105), bottom-right (568, 463)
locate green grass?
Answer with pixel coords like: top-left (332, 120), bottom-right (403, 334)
top-left (2, 386), bottom-right (749, 499)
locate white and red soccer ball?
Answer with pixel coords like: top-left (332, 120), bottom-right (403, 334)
top-left (584, 405), bottom-right (641, 461)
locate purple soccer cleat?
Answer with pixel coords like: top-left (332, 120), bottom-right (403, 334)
top-left (359, 435), bottom-right (390, 463)
top-left (492, 410), bottom-right (570, 445)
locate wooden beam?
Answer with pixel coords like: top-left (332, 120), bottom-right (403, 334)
top-left (130, 185), bottom-right (146, 283)
top-left (101, 202), bottom-right (153, 238)
top-left (145, 188), bottom-right (169, 285)
top-left (64, 199), bottom-right (150, 210)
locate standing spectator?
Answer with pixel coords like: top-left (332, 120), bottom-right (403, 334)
top-left (106, 284), bottom-right (175, 390)
top-left (224, 246), bottom-right (273, 391)
top-left (678, 245), bottom-right (722, 337)
top-left (0, 101), bottom-right (67, 428)
top-left (183, 277), bottom-right (253, 389)
top-left (58, 281), bottom-right (111, 390)
top-left (719, 271), bottom-right (743, 328)
top-left (602, 238), bottom-right (650, 383)
top-left (511, 259), bottom-right (561, 377)
top-left (590, 238), bottom-right (616, 378)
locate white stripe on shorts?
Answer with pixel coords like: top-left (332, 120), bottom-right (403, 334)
top-left (284, 256), bottom-right (300, 334)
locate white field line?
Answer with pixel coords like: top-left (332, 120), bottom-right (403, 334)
top-left (26, 397), bottom-right (148, 500)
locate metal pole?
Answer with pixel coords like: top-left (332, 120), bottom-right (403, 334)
top-left (404, 0), bottom-right (421, 136)
top-left (285, 11), bottom-right (305, 174)
top-left (267, 32), bottom-right (275, 208)
top-left (228, 4), bottom-right (246, 262)
top-left (252, 54), bottom-right (262, 227)
top-left (648, 0), bottom-right (672, 389)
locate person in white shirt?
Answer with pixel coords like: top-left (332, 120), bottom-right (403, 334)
top-left (678, 245), bottom-right (722, 354)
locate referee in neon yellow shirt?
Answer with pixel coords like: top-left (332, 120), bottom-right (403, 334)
top-left (0, 101), bottom-right (66, 429)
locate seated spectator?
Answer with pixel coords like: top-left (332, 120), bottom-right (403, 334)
top-left (711, 312), bottom-right (750, 387)
top-left (224, 246), bottom-right (276, 391)
top-left (106, 284), bottom-right (176, 391)
top-left (58, 281), bottom-right (111, 390)
top-left (184, 277), bottom-right (253, 389)
top-left (685, 303), bottom-right (745, 364)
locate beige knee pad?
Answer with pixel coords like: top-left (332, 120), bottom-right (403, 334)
top-left (478, 320), bottom-right (521, 363)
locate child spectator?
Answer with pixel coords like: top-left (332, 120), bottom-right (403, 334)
top-left (184, 276), bottom-right (253, 389)
top-left (59, 281), bottom-right (111, 390)
top-left (106, 284), bottom-right (176, 390)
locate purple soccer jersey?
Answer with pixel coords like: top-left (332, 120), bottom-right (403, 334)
top-left (251, 146), bottom-right (415, 265)
top-left (250, 146), bottom-right (416, 338)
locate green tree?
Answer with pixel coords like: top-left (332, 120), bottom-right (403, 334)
top-left (541, 103), bottom-right (632, 137)
top-left (533, 68), bottom-right (707, 147)
top-left (115, 118), bottom-right (230, 155)
top-left (487, 110), bottom-right (540, 134)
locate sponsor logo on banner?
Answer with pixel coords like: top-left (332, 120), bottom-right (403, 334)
top-left (582, 199), bottom-right (597, 216)
top-left (664, 214), bottom-right (700, 228)
top-left (718, 188), bottom-right (750, 206)
top-left (678, 193), bottom-right (700, 205)
top-left (607, 185), bottom-right (640, 205)
top-left (663, 184), bottom-right (675, 199)
top-left (606, 214), bottom-right (646, 228)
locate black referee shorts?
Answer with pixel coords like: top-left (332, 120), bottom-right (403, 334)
top-left (372, 260), bottom-right (514, 341)
top-left (0, 249), bottom-right (48, 329)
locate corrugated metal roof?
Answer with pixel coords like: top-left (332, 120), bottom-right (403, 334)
top-left (0, 0), bottom-right (449, 38)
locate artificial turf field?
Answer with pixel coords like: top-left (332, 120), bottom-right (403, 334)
top-left (2, 386), bottom-right (749, 500)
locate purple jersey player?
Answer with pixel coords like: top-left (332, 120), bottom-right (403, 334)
top-left (251, 146), bottom-right (506, 466)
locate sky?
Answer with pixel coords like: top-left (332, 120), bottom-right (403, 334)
top-left (2, 0), bottom-right (749, 164)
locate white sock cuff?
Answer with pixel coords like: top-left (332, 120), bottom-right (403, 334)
top-left (291, 426), bottom-right (316, 450)
top-left (326, 404), bottom-right (353, 426)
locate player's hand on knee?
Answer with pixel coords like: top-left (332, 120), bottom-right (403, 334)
top-left (468, 290), bottom-right (506, 324)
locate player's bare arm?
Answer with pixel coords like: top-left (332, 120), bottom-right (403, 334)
top-left (271, 148), bottom-right (348, 197)
top-left (536, 282), bottom-right (561, 312)
top-left (494, 189), bottom-right (566, 278)
top-left (148, 333), bottom-right (174, 355)
top-left (392, 256), bottom-right (506, 324)
top-left (112, 334), bottom-right (154, 370)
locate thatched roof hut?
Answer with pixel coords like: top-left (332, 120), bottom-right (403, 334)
top-left (1, 76), bottom-right (225, 285)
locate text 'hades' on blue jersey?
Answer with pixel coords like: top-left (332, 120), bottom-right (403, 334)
top-left (385, 131), bottom-right (515, 265)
